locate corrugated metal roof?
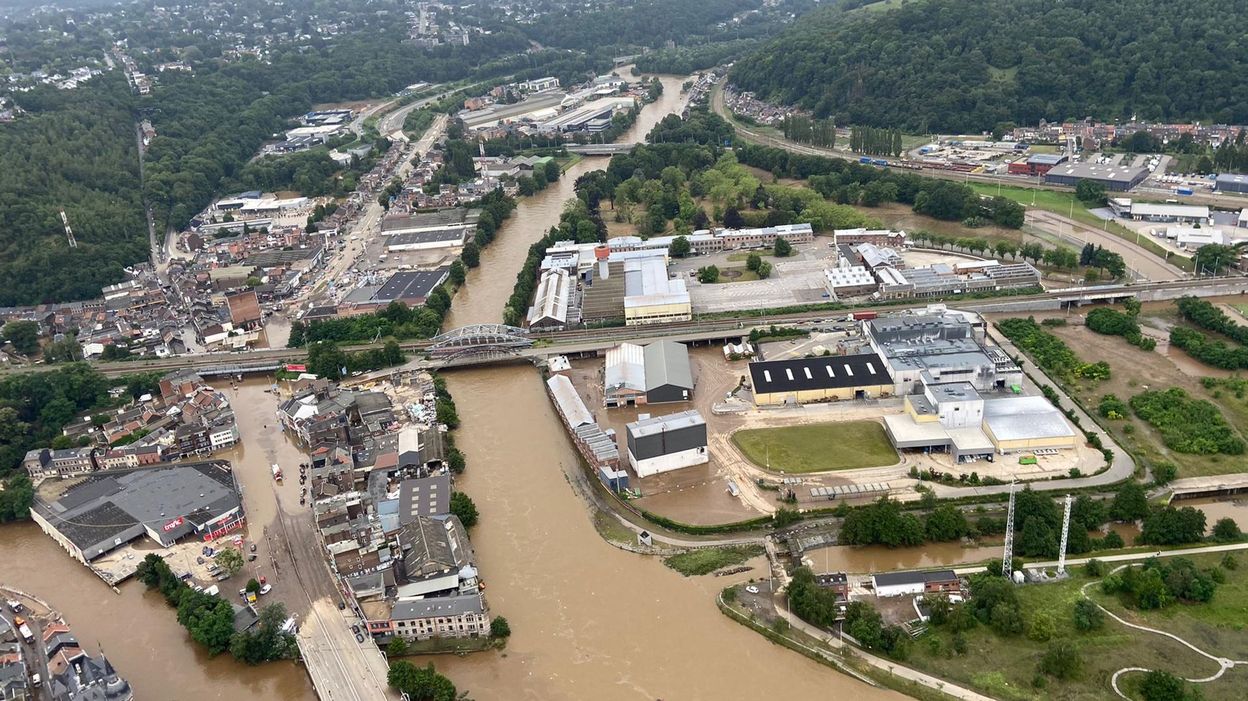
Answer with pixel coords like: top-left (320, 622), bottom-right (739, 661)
top-left (605, 343), bottom-right (646, 392)
top-left (644, 340), bottom-right (693, 392)
top-left (982, 396), bottom-right (1074, 441)
top-left (546, 375), bottom-right (594, 427)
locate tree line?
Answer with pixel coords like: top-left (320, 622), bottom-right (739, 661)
top-left (996, 317), bottom-right (1111, 383)
top-left (848, 126), bottom-right (901, 157)
top-left (736, 143), bottom-right (1024, 229)
top-left (781, 115), bottom-right (836, 149)
top-left (729, 0), bottom-right (1248, 132)
top-left (136, 554), bottom-right (296, 664)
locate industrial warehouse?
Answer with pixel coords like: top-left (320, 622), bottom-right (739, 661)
top-left (30, 461), bottom-right (245, 574)
top-left (868, 311), bottom-right (1077, 460)
top-left (1043, 161), bottom-right (1149, 191)
top-left (603, 340), bottom-right (695, 407)
top-left (748, 353), bottom-right (894, 406)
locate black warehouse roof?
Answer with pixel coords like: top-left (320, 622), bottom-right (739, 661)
top-left (872, 569), bottom-right (958, 587)
top-left (749, 353), bottom-right (892, 395)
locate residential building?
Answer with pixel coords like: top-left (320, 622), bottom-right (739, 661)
top-left (23, 447), bottom-right (96, 483)
top-left (390, 594), bottom-right (489, 641)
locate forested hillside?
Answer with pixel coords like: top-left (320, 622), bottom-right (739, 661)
top-left (0, 74), bottom-right (145, 305)
top-left (730, 0), bottom-right (1248, 132)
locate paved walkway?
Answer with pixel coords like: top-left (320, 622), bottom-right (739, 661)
top-left (764, 593), bottom-right (996, 701)
top-left (1081, 563), bottom-right (1248, 699)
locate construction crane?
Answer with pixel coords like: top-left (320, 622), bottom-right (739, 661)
top-left (60, 209), bottom-right (78, 248)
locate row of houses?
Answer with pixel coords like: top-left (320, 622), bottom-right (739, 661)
top-left (23, 371), bottom-right (240, 485)
top-left (279, 375), bottom-right (492, 642)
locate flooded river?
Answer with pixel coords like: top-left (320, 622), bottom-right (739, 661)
top-left (411, 367), bottom-right (901, 700)
top-left (0, 379), bottom-right (315, 700)
top-left (444, 73), bottom-right (691, 328)
top-left (7, 72), bottom-right (1246, 700)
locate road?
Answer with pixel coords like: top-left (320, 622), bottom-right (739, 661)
top-left (229, 385), bottom-right (397, 701)
top-left (292, 113), bottom-right (448, 308)
top-left (1025, 209), bottom-right (1185, 281)
top-left (0, 595), bottom-right (49, 700)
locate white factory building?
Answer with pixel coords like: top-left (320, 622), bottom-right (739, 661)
top-left (623, 256), bottom-right (691, 326)
top-left (526, 268), bottom-right (576, 329)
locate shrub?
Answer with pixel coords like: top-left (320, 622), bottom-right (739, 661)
top-left (1072, 599), bottom-right (1104, 631)
top-left (1084, 559), bottom-right (1105, 577)
top-left (1037, 639), bottom-right (1082, 680)
top-left (1129, 388), bottom-right (1244, 455)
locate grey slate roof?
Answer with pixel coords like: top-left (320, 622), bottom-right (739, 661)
top-left (391, 594), bottom-right (483, 620)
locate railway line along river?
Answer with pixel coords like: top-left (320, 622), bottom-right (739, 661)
top-left (9, 72), bottom-right (1245, 699)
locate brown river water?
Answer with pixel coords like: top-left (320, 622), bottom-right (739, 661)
top-left (5, 74), bottom-right (1248, 700)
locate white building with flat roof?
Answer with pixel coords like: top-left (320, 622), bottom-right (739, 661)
top-left (623, 257), bottom-right (690, 326)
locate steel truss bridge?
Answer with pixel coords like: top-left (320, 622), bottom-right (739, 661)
top-left (426, 324), bottom-right (533, 363)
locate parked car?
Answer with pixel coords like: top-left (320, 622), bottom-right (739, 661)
top-left (259, 584), bottom-right (272, 595)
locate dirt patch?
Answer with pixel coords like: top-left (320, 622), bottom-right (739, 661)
top-left (1007, 308), bottom-right (1248, 478)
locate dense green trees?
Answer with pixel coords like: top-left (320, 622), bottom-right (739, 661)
top-left (387, 661), bottom-right (457, 701)
top-left (0, 75), bottom-right (146, 304)
top-left (2, 321), bottom-right (40, 355)
top-left (730, 0), bottom-right (1248, 131)
top-left (1139, 506), bottom-right (1207, 545)
top-left (136, 554), bottom-right (295, 663)
top-left (735, 144), bottom-right (1024, 229)
top-left (449, 492), bottom-right (479, 529)
top-left (1102, 557), bottom-right (1220, 609)
top-left (0, 363), bottom-right (111, 489)
top-left (1085, 307), bottom-right (1155, 350)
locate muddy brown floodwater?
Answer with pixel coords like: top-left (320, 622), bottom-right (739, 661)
top-left (408, 367), bottom-right (903, 700)
top-left (443, 73), bottom-right (693, 328)
top-left (0, 378), bottom-right (315, 701)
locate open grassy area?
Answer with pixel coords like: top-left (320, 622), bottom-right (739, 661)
top-left (663, 544), bottom-right (765, 576)
top-left (713, 266), bottom-right (760, 283)
top-left (905, 553), bottom-right (1248, 700)
top-left (732, 421), bottom-right (899, 473)
top-left (726, 250), bottom-right (776, 263)
top-left (1090, 552), bottom-right (1248, 660)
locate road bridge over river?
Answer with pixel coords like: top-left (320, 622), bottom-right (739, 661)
top-left (9, 275), bottom-right (1248, 379)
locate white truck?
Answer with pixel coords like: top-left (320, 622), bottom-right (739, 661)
top-left (272, 464), bottom-right (283, 482)
top-left (18, 623), bottom-right (34, 645)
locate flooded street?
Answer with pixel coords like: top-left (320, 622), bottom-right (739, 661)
top-left (412, 368), bottom-right (902, 700)
top-left (0, 378), bottom-right (315, 700)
